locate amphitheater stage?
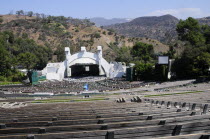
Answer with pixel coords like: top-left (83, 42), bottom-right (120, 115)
top-left (70, 64), bottom-right (99, 77)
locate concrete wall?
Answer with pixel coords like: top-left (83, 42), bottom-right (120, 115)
top-left (42, 62), bottom-right (65, 81)
top-left (109, 62), bottom-right (126, 78)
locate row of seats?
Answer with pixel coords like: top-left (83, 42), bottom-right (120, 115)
top-left (0, 78), bottom-right (146, 96)
top-left (0, 97), bottom-right (210, 138)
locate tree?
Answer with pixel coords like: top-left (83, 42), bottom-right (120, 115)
top-left (27, 11), bottom-right (33, 17)
top-left (47, 15), bottom-right (53, 23)
top-left (115, 46), bottom-right (132, 64)
top-left (33, 46), bottom-right (49, 70)
top-left (16, 10), bottom-right (24, 16)
top-left (93, 32), bottom-right (101, 38)
top-left (131, 42), bottom-right (154, 63)
top-left (22, 33), bottom-right (28, 39)
top-left (0, 45), bottom-right (11, 77)
top-left (3, 31), bottom-right (14, 44)
top-left (202, 25), bottom-right (210, 44)
top-left (107, 29), bottom-right (115, 35)
top-left (176, 17), bottom-right (205, 46)
top-left (40, 13), bottom-right (46, 19)
top-left (166, 45), bottom-right (176, 59)
top-left (194, 52), bottom-right (210, 76)
top-left (102, 31), bottom-right (106, 35)
top-left (35, 13), bottom-right (41, 21)
top-left (17, 52), bottom-right (37, 70)
top-left (174, 17), bottom-right (210, 79)
top-left (134, 61), bottom-right (154, 80)
top-left (172, 46), bottom-right (203, 78)
top-left (54, 46), bottom-right (65, 62)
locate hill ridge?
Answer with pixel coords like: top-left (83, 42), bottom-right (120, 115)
top-left (0, 14), bottom-right (169, 62)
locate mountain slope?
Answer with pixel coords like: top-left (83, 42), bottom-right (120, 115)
top-left (105, 14), bottom-right (210, 44)
top-left (0, 15), bottom-right (169, 62)
top-left (105, 14), bottom-right (180, 44)
top-left (198, 16), bottom-right (210, 25)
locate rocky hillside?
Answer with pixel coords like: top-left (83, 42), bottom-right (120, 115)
top-left (105, 14), bottom-right (179, 44)
top-left (0, 14), bottom-right (169, 62)
top-left (198, 16), bottom-right (210, 25)
top-left (105, 14), bottom-right (210, 45)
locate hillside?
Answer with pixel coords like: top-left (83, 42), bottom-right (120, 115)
top-left (0, 14), bottom-right (169, 62)
top-left (198, 16), bottom-right (210, 25)
top-left (105, 14), bottom-right (179, 44)
top-left (90, 17), bottom-right (132, 27)
top-left (105, 14), bottom-right (210, 45)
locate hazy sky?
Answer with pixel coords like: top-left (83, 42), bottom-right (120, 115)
top-left (0, 0), bottom-right (210, 19)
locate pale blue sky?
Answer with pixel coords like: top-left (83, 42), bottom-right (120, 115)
top-left (0, 0), bottom-right (210, 19)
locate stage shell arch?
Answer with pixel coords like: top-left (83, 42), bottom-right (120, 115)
top-left (42, 46), bottom-right (126, 81)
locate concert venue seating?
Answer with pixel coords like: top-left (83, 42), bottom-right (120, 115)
top-left (0, 78), bottom-right (147, 96)
top-left (0, 97), bottom-right (210, 139)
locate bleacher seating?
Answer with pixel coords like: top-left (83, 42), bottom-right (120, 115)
top-left (0, 97), bottom-right (210, 139)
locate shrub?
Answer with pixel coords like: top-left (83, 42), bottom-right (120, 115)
top-left (0, 76), bottom-right (6, 81)
top-left (0, 18), bottom-right (3, 24)
top-left (38, 33), bottom-right (46, 41)
top-left (93, 32), bottom-right (101, 38)
top-left (107, 29), bottom-right (115, 35)
top-left (22, 33), bottom-right (28, 39)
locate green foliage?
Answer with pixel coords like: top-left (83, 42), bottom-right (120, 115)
top-left (0, 31), bottom-right (52, 82)
top-left (194, 52), bottom-right (210, 75)
top-left (0, 45), bottom-right (12, 77)
top-left (55, 46), bottom-right (65, 62)
top-left (27, 11), bottom-right (33, 17)
top-left (107, 29), bottom-right (115, 35)
top-left (17, 52), bottom-right (37, 70)
top-left (75, 28), bottom-right (79, 32)
top-left (174, 17), bottom-right (210, 79)
top-left (108, 41), bottom-right (156, 80)
top-left (10, 72), bottom-right (27, 82)
top-left (22, 33), bottom-right (28, 39)
top-left (167, 45), bottom-right (176, 59)
top-left (38, 33), bottom-right (46, 41)
top-left (0, 81), bottom-right (22, 85)
top-left (120, 35), bottom-right (125, 39)
top-left (16, 10), bottom-right (24, 15)
top-left (131, 42), bottom-right (154, 63)
top-left (134, 61), bottom-right (154, 80)
top-left (115, 46), bottom-right (132, 64)
top-left (202, 25), bottom-right (210, 44)
top-left (0, 12), bottom-right (96, 81)
top-left (34, 46), bottom-right (51, 70)
top-left (155, 64), bottom-right (168, 81)
top-left (0, 76), bottom-right (6, 81)
top-left (172, 45), bottom-right (210, 78)
top-left (93, 32), bottom-right (101, 38)
top-left (176, 17), bottom-right (205, 46)
top-left (102, 31), bottom-right (106, 35)
top-left (3, 31), bottom-right (14, 43)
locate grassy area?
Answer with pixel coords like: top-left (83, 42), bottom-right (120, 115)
top-left (144, 91), bottom-right (204, 97)
top-left (31, 97), bottom-right (107, 103)
top-left (136, 91), bottom-right (147, 93)
top-left (0, 81), bottom-right (22, 85)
